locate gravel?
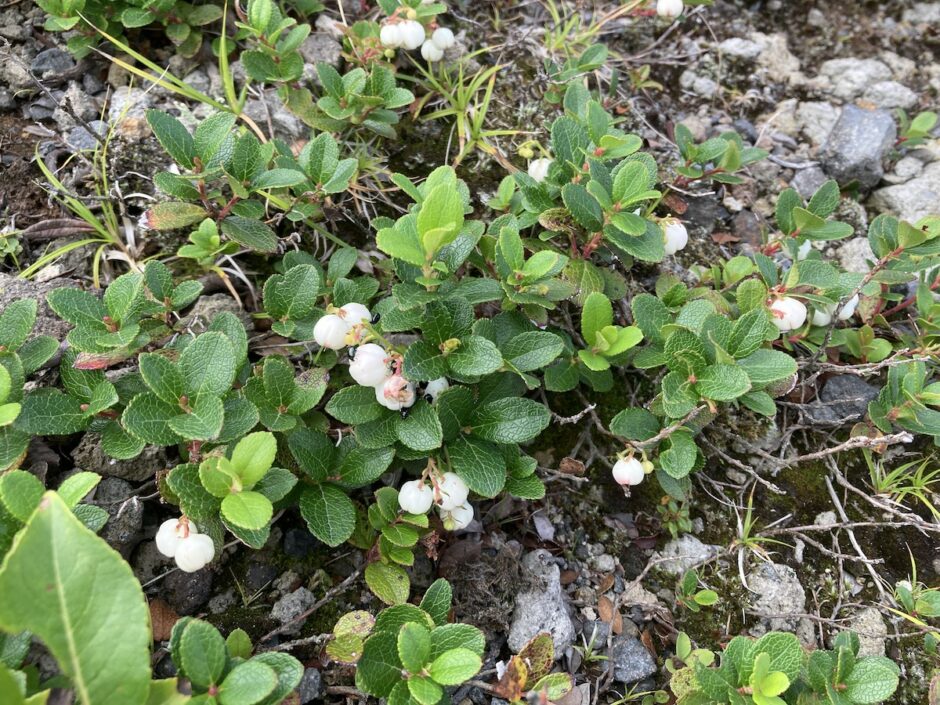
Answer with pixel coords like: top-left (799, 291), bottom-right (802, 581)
top-left (747, 562), bottom-right (815, 645)
top-left (653, 535), bottom-right (720, 576)
top-left (507, 549), bottom-right (575, 655)
top-left (820, 105), bottom-right (896, 190)
top-left (609, 635), bottom-right (658, 684)
top-left (270, 587), bottom-right (317, 636)
top-left (815, 58), bottom-right (892, 101)
top-left (30, 48), bottom-right (74, 77)
top-left (862, 81), bottom-right (918, 110)
top-left (870, 161), bottom-right (940, 224)
top-left (805, 376), bottom-right (880, 424)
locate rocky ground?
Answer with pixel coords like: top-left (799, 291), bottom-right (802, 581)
top-left (2, 1), bottom-right (940, 704)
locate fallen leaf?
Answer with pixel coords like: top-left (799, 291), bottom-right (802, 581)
top-left (149, 598), bottom-right (179, 642)
top-left (711, 231), bottom-right (741, 244)
top-left (558, 457), bottom-right (585, 475)
top-left (597, 573), bottom-right (615, 595)
top-left (663, 192), bottom-right (688, 215)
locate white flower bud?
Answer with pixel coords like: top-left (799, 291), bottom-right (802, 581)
top-left (376, 375), bottom-right (416, 410)
top-left (398, 479), bottom-right (434, 514)
top-left (612, 457), bottom-right (645, 486)
top-left (424, 377), bottom-right (449, 404)
top-left (399, 20), bottom-right (426, 50)
top-left (838, 294), bottom-right (859, 321)
top-left (656, 0), bottom-right (684, 18)
top-left (349, 343), bottom-right (390, 387)
top-left (421, 39), bottom-right (444, 62)
top-left (431, 27), bottom-right (455, 50)
top-left (769, 296), bottom-right (807, 332)
top-left (811, 306), bottom-right (832, 327)
top-left (796, 240), bottom-right (813, 260)
top-left (338, 303), bottom-right (371, 326)
top-left (314, 314), bottom-right (350, 350)
top-left (379, 22), bottom-right (402, 48)
top-left (441, 500), bottom-right (474, 530)
top-left (174, 534), bottom-right (215, 572)
top-left (662, 219), bottom-right (689, 255)
top-left (155, 518), bottom-right (195, 558)
top-left (436, 472), bottom-right (469, 511)
top-left (527, 158), bottom-right (552, 183)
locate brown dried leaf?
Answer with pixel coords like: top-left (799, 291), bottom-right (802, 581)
top-left (493, 655), bottom-right (528, 701)
top-left (663, 192), bottom-right (688, 215)
top-left (558, 457), bottom-right (585, 475)
top-left (517, 633), bottom-right (554, 684)
top-left (149, 598), bottom-right (178, 642)
top-left (597, 573), bottom-right (615, 595)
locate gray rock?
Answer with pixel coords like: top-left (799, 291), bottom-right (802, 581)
top-left (870, 161), bottom-right (940, 223)
top-left (243, 90), bottom-right (306, 141)
top-left (283, 528), bottom-right (318, 559)
top-left (297, 668), bottom-right (323, 703)
top-left (0, 272), bottom-right (75, 342)
top-left (821, 105), bottom-right (896, 190)
top-left (507, 549), bottom-right (576, 655)
top-left (66, 121), bottom-right (107, 151)
top-left (108, 86), bottom-right (152, 123)
top-left (208, 587), bottom-right (238, 614)
top-left (270, 587), bottom-right (316, 636)
top-left (791, 166), bottom-right (828, 199)
top-left (609, 635), bottom-right (657, 684)
top-left (838, 237), bottom-right (875, 273)
top-left (30, 48), bottom-right (74, 77)
top-left (718, 38), bottom-right (763, 61)
top-left (165, 567), bottom-right (214, 615)
top-left (679, 70), bottom-right (719, 99)
top-left (850, 607), bottom-right (887, 657)
top-left (751, 32), bottom-right (802, 84)
top-left (746, 562), bottom-right (815, 645)
top-left (300, 32), bottom-right (342, 70)
top-left (183, 70), bottom-right (211, 95)
top-left (71, 434), bottom-right (168, 482)
top-left (903, 3), bottom-right (940, 23)
top-left (814, 511), bottom-right (837, 526)
top-left (817, 58), bottom-right (892, 101)
top-left (884, 155), bottom-right (924, 185)
top-left (133, 540), bottom-right (172, 584)
top-left (95, 477), bottom-right (143, 557)
top-left (654, 535), bottom-right (720, 576)
top-left (805, 376), bottom-right (879, 424)
top-left (862, 81), bottom-right (917, 110)
top-left (795, 102), bottom-right (839, 147)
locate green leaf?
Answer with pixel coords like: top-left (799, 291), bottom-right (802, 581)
top-left (842, 657), bottom-right (900, 704)
top-left (326, 386), bottom-right (384, 424)
top-left (230, 431), bottom-right (276, 489)
top-left (738, 349), bottom-right (798, 387)
top-left (0, 493), bottom-right (150, 705)
top-left (179, 619), bottom-right (228, 688)
top-left (631, 294), bottom-right (671, 345)
top-left (194, 112), bottom-right (237, 163)
top-left (365, 562), bottom-right (410, 606)
top-left (659, 430), bottom-right (698, 479)
top-left (418, 183), bottom-right (464, 254)
top-left (447, 336), bottom-right (502, 378)
top-left (355, 631), bottom-right (402, 696)
top-left (218, 660), bottom-right (278, 705)
top-left (807, 179), bottom-right (840, 218)
top-left (408, 676), bottom-right (443, 705)
top-left (429, 624), bottom-right (485, 660)
top-left (398, 622), bottom-right (431, 673)
top-left (252, 168), bottom-right (307, 190)
top-left (168, 394), bottom-right (224, 441)
top-left (561, 183), bottom-right (603, 231)
top-left (299, 484), bottom-right (356, 547)
top-left (57, 472), bottom-right (101, 507)
top-left (146, 110), bottom-right (194, 169)
top-left (581, 292), bottom-right (613, 345)
top-left (221, 491), bottom-right (273, 530)
top-left (694, 364), bottom-right (751, 401)
top-left (469, 397), bottom-right (551, 444)
top-left (448, 436), bottom-right (506, 497)
top-left (419, 580), bottom-right (453, 627)
top-left (122, 392), bottom-right (183, 446)
top-left (139, 353), bottom-right (185, 405)
top-left (15, 389), bottom-right (87, 435)
top-left (503, 331), bottom-right (564, 372)
top-left (427, 648), bottom-right (482, 685)
top-left (0, 300), bottom-right (36, 351)
top-left (728, 309), bottom-right (774, 359)
top-left (0, 470), bottom-right (43, 522)
top-left (221, 216), bottom-right (278, 253)
top-left (225, 629), bottom-right (253, 660)
top-left (180, 332), bottom-right (236, 399)
top-left (396, 402), bottom-right (443, 452)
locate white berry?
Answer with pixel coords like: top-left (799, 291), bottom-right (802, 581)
top-left (156, 518), bottom-right (192, 558)
top-left (436, 472), bottom-right (469, 511)
top-left (527, 158), bottom-right (552, 183)
top-left (349, 343), bottom-right (390, 387)
top-left (441, 500), bottom-right (474, 531)
top-left (811, 307), bottom-right (832, 327)
top-left (421, 39), bottom-right (444, 62)
top-left (376, 375), bottom-right (416, 410)
top-left (379, 23), bottom-right (402, 48)
top-left (398, 479), bottom-right (434, 514)
top-left (399, 20), bottom-right (426, 50)
top-left (796, 240), bottom-right (813, 260)
top-left (425, 377), bottom-right (449, 404)
top-left (838, 294), bottom-right (859, 320)
top-left (338, 303), bottom-right (371, 326)
top-left (662, 220), bottom-right (688, 255)
top-left (431, 27), bottom-right (455, 50)
top-left (769, 296), bottom-right (807, 332)
top-left (314, 314), bottom-right (350, 350)
top-left (656, 0), bottom-right (684, 18)
top-left (174, 533), bottom-right (215, 573)
top-left (612, 458), bottom-right (645, 486)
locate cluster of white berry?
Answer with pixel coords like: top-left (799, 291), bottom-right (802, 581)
top-left (155, 517), bottom-right (215, 572)
top-left (770, 293), bottom-right (859, 332)
top-left (398, 472), bottom-right (473, 530)
top-left (379, 18), bottom-right (456, 63)
top-left (313, 303), bottom-right (373, 350)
